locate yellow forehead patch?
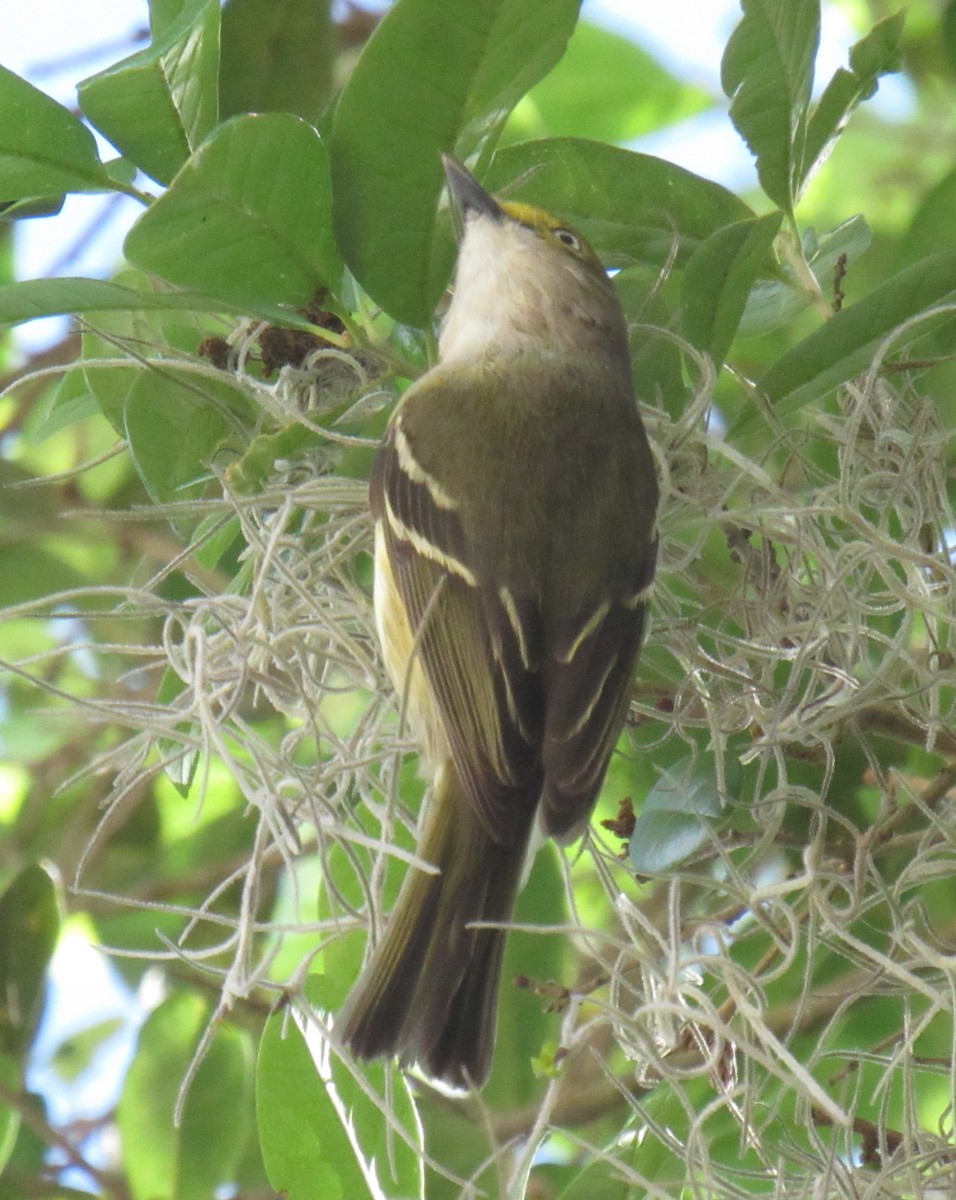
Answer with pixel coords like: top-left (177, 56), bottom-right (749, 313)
top-left (497, 200), bottom-right (602, 267)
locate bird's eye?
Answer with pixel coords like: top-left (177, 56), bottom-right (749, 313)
top-left (553, 227), bottom-right (581, 252)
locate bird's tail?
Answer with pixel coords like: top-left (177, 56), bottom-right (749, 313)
top-left (336, 766), bottom-right (529, 1088)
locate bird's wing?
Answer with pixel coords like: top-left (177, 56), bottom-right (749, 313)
top-left (372, 364), bottom-right (659, 849)
top-left (371, 411), bottom-right (543, 848)
top-left (539, 539), bottom-right (657, 842)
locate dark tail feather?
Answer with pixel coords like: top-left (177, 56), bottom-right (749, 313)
top-left (336, 770), bottom-right (529, 1089)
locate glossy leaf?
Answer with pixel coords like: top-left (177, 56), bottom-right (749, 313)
top-left (78, 0), bottom-right (220, 185)
top-left (485, 138), bottom-right (754, 270)
top-left (0, 64), bottom-right (110, 199)
top-left (802, 12), bottom-right (905, 186)
top-left (681, 212), bottom-right (783, 366)
top-left (749, 250), bottom-right (956, 427)
top-left (0, 865), bottom-right (59, 1058)
top-left (721, 0), bottom-right (820, 214)
top-left (330, 0), bottom-right (581, 325)
top-left (118, 992), bottom-right (250, 1200)
top-left (125, 113), bottom-right (341, 311)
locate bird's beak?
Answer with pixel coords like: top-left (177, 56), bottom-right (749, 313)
top-left (442, 154), bottom-right (502, 240)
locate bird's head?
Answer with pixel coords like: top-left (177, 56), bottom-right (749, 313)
top-left (438, 154), bottom-right (628, 366)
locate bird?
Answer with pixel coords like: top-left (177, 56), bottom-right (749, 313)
top-left (336, 154), bottom-right (659, 1089)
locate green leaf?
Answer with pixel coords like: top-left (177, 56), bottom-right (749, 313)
top-left (0, 196), bottom-right (64, 221)
top-left (681, 212), bottom-right (783, 366)
top-left (0, 277), bottom-right (242, 328)
top-left (629, 754), bottom-right (730, 874)
top-left (0, 545), bottom-right (90, 608)
top-left (220, 0), bottom-right (334, 120)
top-left (123, 368), bottom-right (251, 510)
top-left (738, 215), bottom-right (871, 337)
top-left (125, 113), bottom-right (341, 311)
top-left (486, 847), bottom-right (567, 1107)
top-left (0, 64), bottom-right (110, 200)
top-left (945, 0), bottom-right (956, 80)
top-left (802, 12), bottom-right (905, 187)
top-left (613, 267), bottom-right (687, 419)
top-left (747, 250), bottom-right (956, 428)
top-left (0, 1055), bottom-right (19, 1177)
top-left (506, 21), bottom-right (711, 146)
top-left (23, 368), bottom-right (102, 443)
top-left (0, 865), bottom-right (60, 1058)
top-left (118, 992), bottom-right (251, 1200)
top-left (257, 980), bottom-right (424, 1200)
top-left (721, 0), bottom-right (820, 214)
top-left (897, 164), bottom-right (956, 265)
top-left (485, 138), bottom-right (754, 269)
top-left (50, 1018), bottom-right (125, 1082)
top-left (330, 0), bottom-right (581, 326)
top-left (78, 0), bottom-right (220, 186)
top-left (75, 270), bottom-right (243, 434)
top-left (155, 667), bottom-right (198, 796)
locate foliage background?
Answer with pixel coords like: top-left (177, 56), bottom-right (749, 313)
top-left (1, 0), bottom-right (956, 1197)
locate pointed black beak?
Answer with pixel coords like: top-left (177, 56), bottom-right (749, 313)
top-left (442, 154), bottom-right (503, 240)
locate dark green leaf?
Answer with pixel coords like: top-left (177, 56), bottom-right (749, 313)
top-left (0, 865), bottom-right (60, 1058)
top-left (118, 992), bottom-right (250, 1200)
top-left (0, 65), bottom-right (110, 199)
top-left (485, 138), bottom-right (754, 270)
top-left (747, 250), bottom-right (956, 428)
top-left (124, 114), bottom-right (341, 311)
top-left (220, 0), bottom-right (334, 120)
top-left (721, 0), bottom-right (820, 214)
top-left (612, 267), bottom-right (687, 419)
top-left (330, 0), bottom-right (581, 325)
top-left (802, 12), bottom-right (905, 187)
top-left (78, 0), bottom-right (220, 186)
top-left (681, 212), bottom-right (783, 366)
top-left (629, 754), bottom-right (729, 874)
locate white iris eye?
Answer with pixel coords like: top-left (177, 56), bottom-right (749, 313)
top-left (553, 227), bottom-right (581, 252)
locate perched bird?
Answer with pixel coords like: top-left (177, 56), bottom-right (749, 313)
top-left (337, 155), bottom-right (659, 1088)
